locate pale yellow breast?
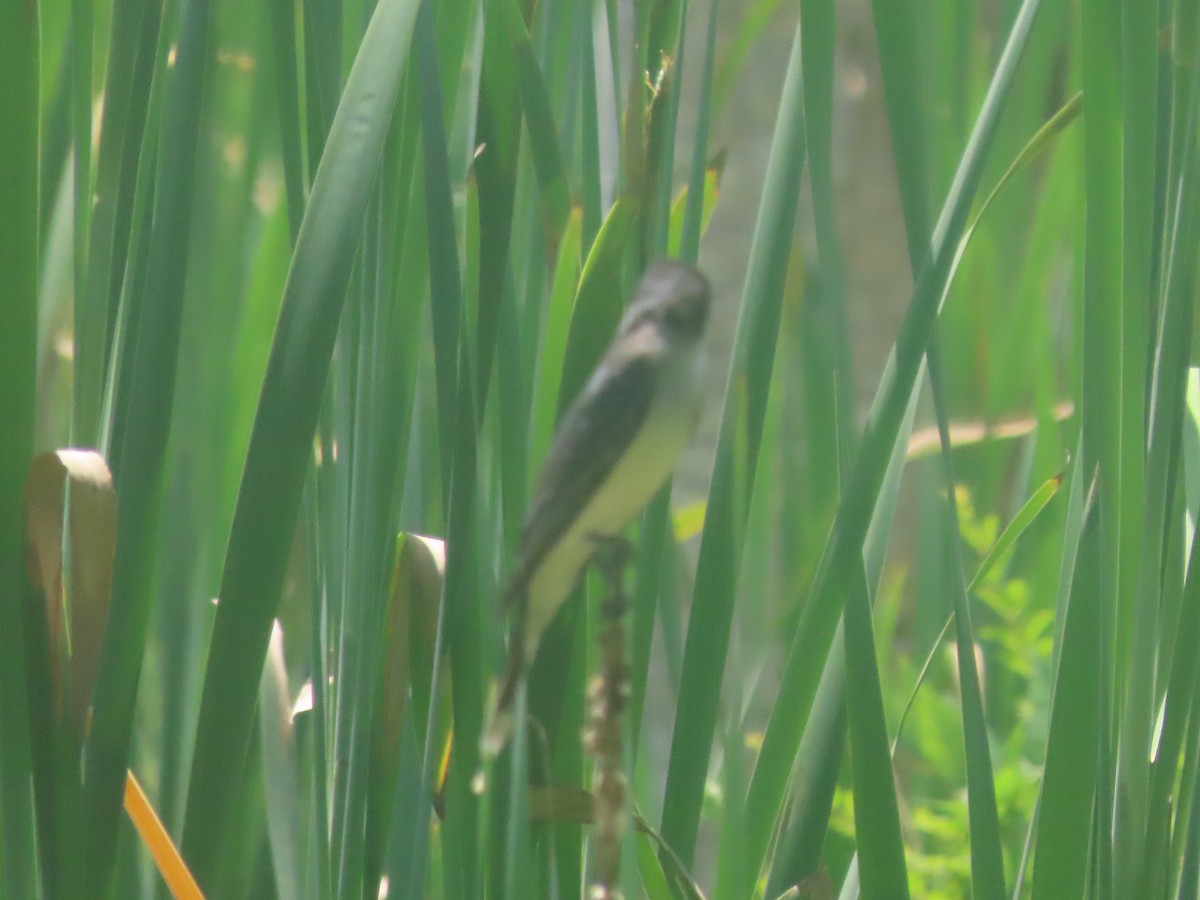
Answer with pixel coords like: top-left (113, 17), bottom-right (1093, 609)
top-left (523, 351), bottom-right (703, 658)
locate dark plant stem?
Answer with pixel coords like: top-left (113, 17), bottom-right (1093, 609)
top-left (587, 537), bottom-right (632, 899)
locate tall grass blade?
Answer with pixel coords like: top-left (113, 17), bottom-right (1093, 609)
top-left (927, 342), bottom-right (1006, 898)
top-left (74, 0), bottom-right (163, 446)
top-left (1031, 479), bottom-right (1103, 898)
top-left (802, 0), bottom-right (854, 460)
top-left (499, 0), bottom-right (571, 239)
top-left (1141, 25), bottom-right (1200, 891)
top-left (179, 0), bottom-right (420, 888)
top-left (659, 16), bottom-right (805, 867)
top-left (83, 0), bottom-right (217, 884)
top-left (742, 0), bottom-right (1044, 888)
top-left (1110, 0), bottom-right (1159, 888)
top-left (415, 1), bottom-right (487, 892)
top-left (843, 559), bottom-right (910, 897)
top-left (0, 1), bottom-right (41, 891)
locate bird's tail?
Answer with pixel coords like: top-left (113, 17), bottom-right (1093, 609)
top-left (481, 632), bottom-right (524, 759)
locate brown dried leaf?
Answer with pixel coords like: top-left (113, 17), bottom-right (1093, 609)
top-left (23, 450), bottom-right (116, 735)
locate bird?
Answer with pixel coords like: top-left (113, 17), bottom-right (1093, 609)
top-left (483, 259), bottom-right (712, 756)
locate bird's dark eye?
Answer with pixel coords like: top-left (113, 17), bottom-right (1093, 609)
top-left (664, 289), bottom-right (708, 338)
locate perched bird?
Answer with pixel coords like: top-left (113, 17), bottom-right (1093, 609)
top-left (484, 259), bottom-right (712, 755)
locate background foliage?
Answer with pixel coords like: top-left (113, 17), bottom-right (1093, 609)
top-left (2, 0), bottom-right (1199, 897)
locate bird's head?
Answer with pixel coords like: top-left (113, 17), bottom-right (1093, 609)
top-left (620, 260), bottom-right (711, 344)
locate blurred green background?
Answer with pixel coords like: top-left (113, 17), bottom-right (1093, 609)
top-left (1, 0), bottom-right (1198, 897)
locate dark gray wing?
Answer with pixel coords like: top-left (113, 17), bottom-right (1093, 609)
top-left (506, 349), bottom-right (659, 601)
